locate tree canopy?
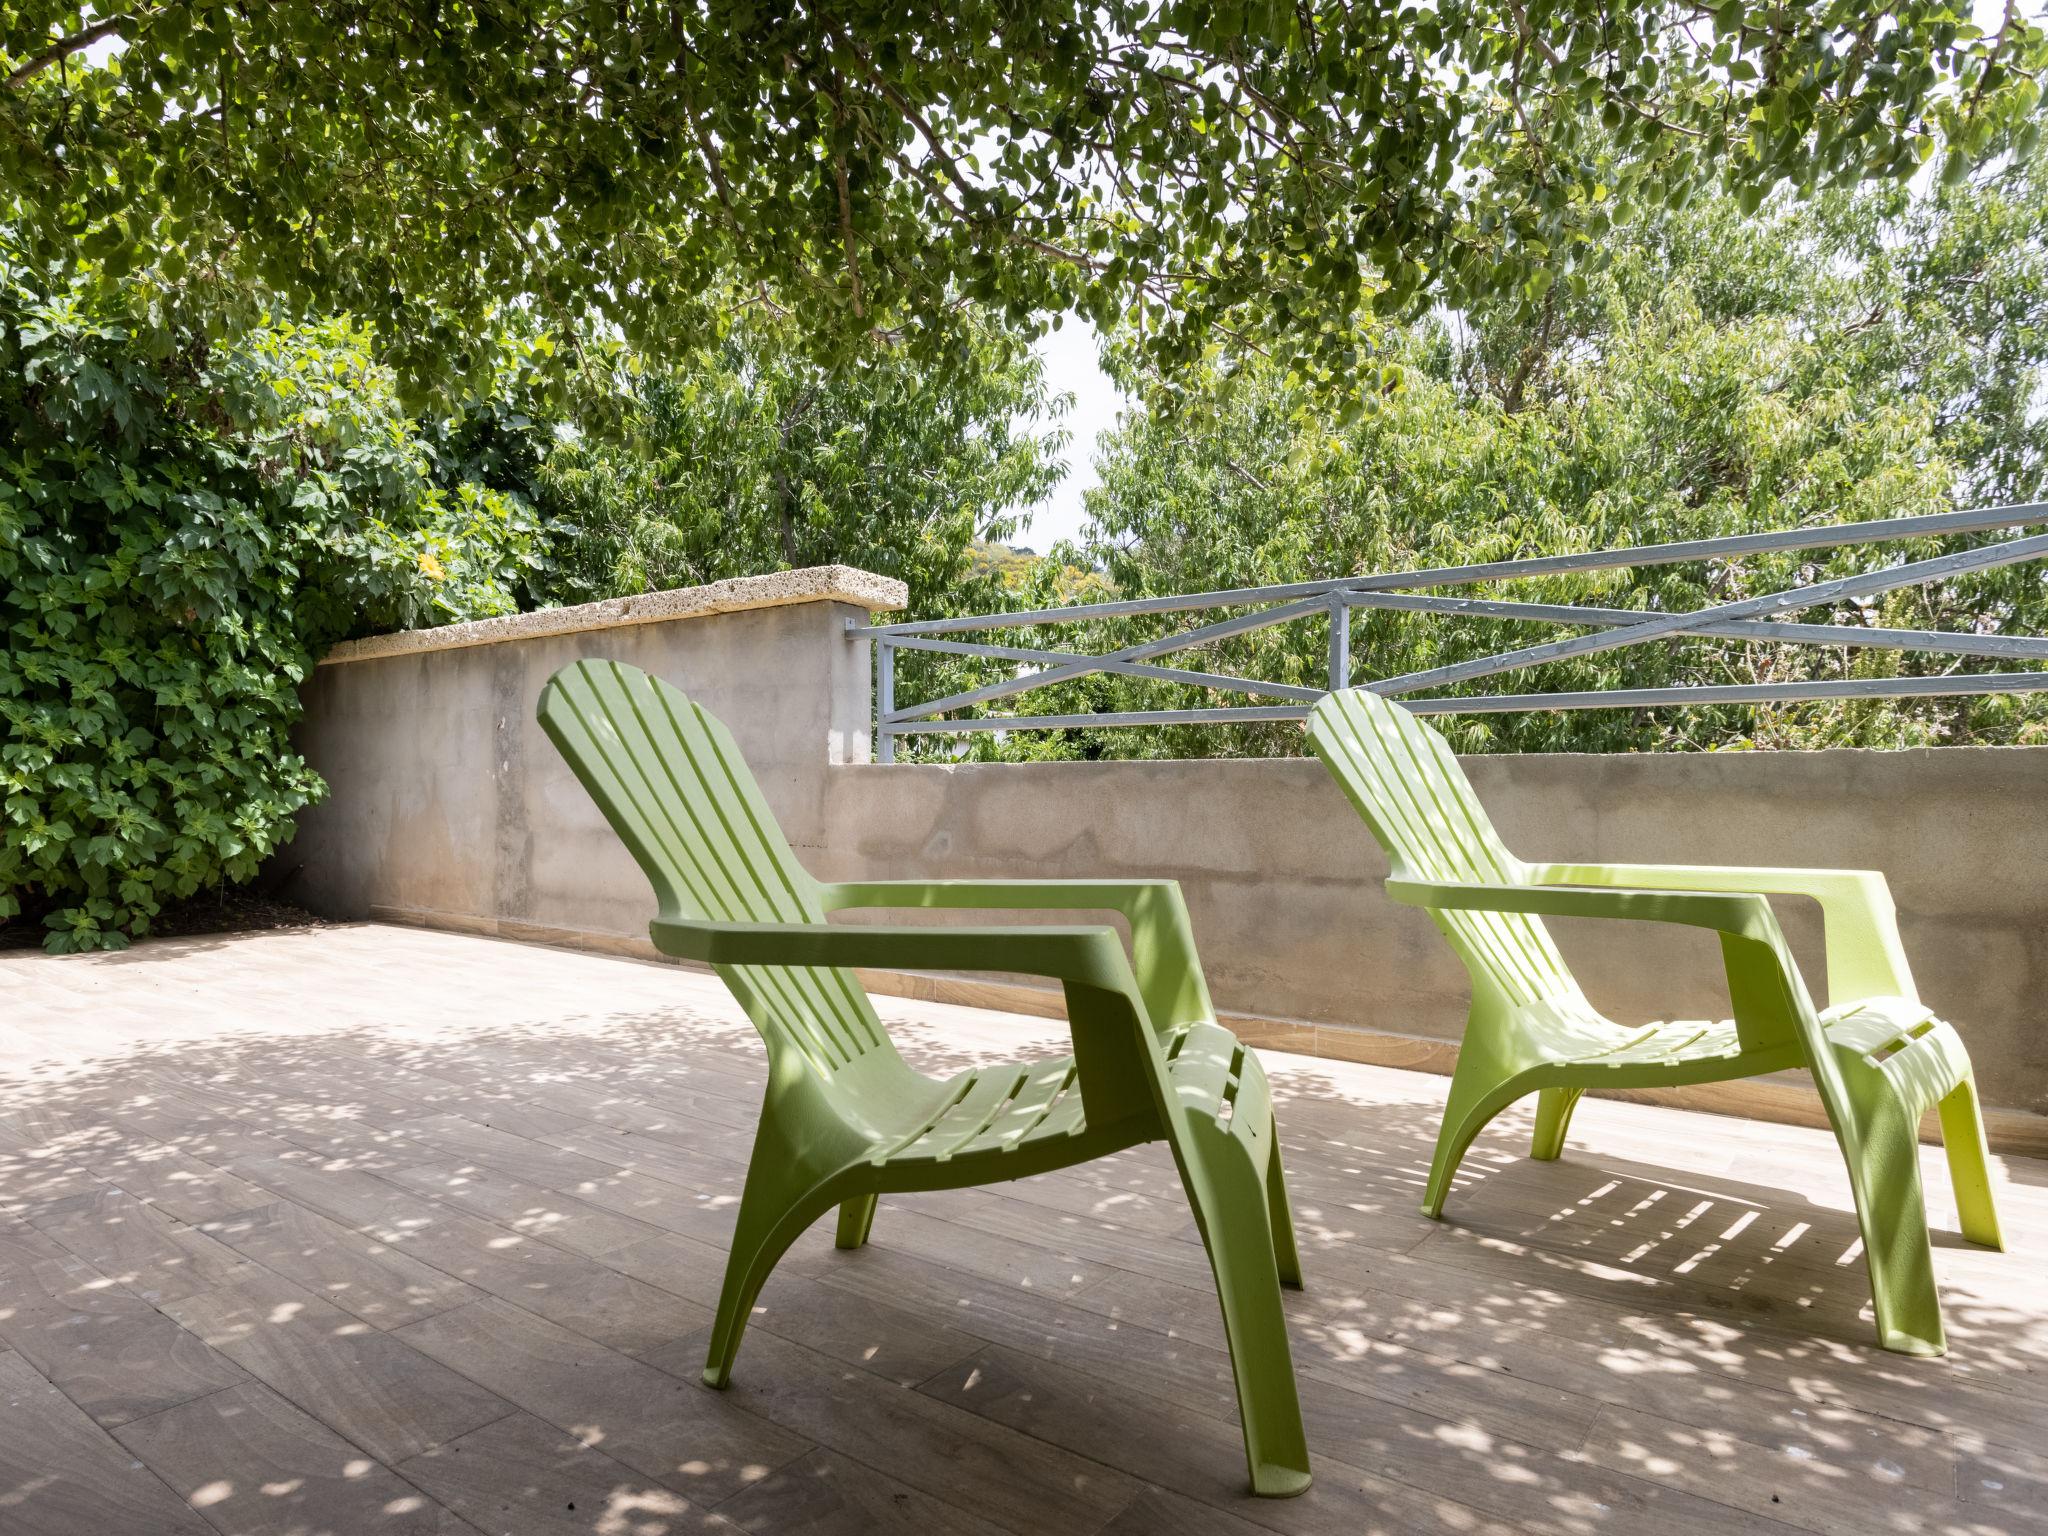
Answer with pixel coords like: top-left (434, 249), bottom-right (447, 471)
top-left (0, 208), bottom-right (1056, 949)
top-left (5, 2), bottom-right (2042, 401)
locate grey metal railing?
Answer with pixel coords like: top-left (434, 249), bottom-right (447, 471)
top-left (849, 504), bottom-right (2048, 762)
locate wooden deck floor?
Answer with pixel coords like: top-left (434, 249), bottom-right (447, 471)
top-left (3, 923), bottom-right (2045, 1536)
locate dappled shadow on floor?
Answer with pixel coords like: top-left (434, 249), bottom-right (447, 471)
top-left (2, 927), bottom-right (2045, 1536)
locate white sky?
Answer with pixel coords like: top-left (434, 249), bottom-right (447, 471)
top-left (1024, 317), bottom-right (1125, 551)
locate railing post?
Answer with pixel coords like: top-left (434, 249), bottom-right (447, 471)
top-left (1327, 595), bottom-right (1350, 694)
top-left (875, 636), bottom-right (896, 764)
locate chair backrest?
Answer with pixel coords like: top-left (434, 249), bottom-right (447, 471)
top-left (537, 659), bottom-right (896, 1077)
top-left (1307, 688), bottom-right (1584, 1012)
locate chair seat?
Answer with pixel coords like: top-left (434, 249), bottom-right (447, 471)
top-left (1517, 998), bottom-right (1750, 1069)
top-left (868, 1020), bottom-right (1267, 1169)
top-left (1518, 993), bottom-right (1970, 1109)
top-left (1820, 997), bottom-right (1974, 1114)
top-left (869, 1054), bottom-right (1087, 1166)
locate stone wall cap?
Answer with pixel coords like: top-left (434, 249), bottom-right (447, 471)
top-left (321, 565), bottom-right (909, 666)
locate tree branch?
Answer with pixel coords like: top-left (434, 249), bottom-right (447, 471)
top-left (833, 145), bottom-right (865, 318)
top-left (5, 12), bottom-right (137, 90)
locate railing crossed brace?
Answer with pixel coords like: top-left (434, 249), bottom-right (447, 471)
top-left (851, 504), bottom-right (2048, 762)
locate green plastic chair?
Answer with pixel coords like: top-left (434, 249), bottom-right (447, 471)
top-left (538, 659), bottom-right (1311, 1497)
top-left (1307, 687), bottom-right (2004, 1357)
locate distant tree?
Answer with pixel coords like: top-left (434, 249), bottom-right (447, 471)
top-left (4, 3), bottom-right (2039, 405)
top-left (535, 305), bottom-right (1069, 627)
top-left (968, 155), bottom-right (2048, 758)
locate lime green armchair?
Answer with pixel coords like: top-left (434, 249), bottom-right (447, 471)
top-left (538, 659), bottom-right (1310, 1497)
top-left (1308, 686), bottom-right (2004, 1357)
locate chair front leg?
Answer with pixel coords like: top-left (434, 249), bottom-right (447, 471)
top-left (1822, 1059), bottom-right (1947, 1357)
top-left (703, 1167), bottom-right (853, 1388)
top-left (702, 1061), bottom-right (871, 1388)
top-left (1172, 1113), bottom-right (1312, 1497)
top-left (1423, 1017), bottom-right (1532, 1219)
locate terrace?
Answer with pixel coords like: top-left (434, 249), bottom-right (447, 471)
top-left (11, 7), bottom-right (2047, 1530)
top-left (2, 924), bottom-right (2045, 1536)
top-left (5, 554), bottom-right (2047, 1536)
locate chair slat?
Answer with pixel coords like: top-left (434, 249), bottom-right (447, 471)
top-left (539, 659), bottom-right (891, 1071)
top-left (1312, 690), bottom-right (1579, 1008)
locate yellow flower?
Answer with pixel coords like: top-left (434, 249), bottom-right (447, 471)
top-left (417, 550), bottom-right (447, 581)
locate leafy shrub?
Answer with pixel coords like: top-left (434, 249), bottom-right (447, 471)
top-left (0, 246), bottom-right (542, 950)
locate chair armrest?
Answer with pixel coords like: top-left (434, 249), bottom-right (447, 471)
top-left (650, 916), bottom-right (1136, 992)
top-left (1530, 862), bottom-right (1886, 900)
top-left (819, 878), bottom-right (1179, 915)
top-left (1386, 878), bottom-right (1781, 941)
top-left (1389, 877), bottom-right (1829, 1058)
top-left (653, 915), bottom-right (1177, 1126)
top-left (1527, 863), bottom-right (1914, 1003)
top-left (816, 879), bottom-right (1215, 1032)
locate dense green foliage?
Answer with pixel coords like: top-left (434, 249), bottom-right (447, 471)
top-left (921, 159), bottom-right (2048, 759)
top-left (7, 0), bottom-right (2047, 940)
top-left (4, 4), bottom-right (2040, 403)
top-left (0, 248), bottom-right (542, 950)
top-left (537, 309), bottom-right (1067, 620)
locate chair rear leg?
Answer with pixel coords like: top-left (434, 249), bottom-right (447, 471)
top-left (834, 1194), bottom-right (879, 1250)
top-left (1175, 1118), bottom-right (1312, 1498)
top-left (1937, 1076), bottom-right (2005, 1251)
top-left (1530, 1087), bottom-right (1583, 1162)
top-left (1265, 1128), bottom-right (1303, 1289)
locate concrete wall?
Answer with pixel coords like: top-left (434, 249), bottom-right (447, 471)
top-left (815, 750), bottom-right (2048, 1115)
top-left (285, 567), bottom-right (902, 944)
top-left (287, 567), bottom-right (2048, 1121)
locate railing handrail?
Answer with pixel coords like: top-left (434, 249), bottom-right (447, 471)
top-left (852, 502), bottom-right (2048, 761)
top-left (851, 502), bottom-right (2048, 638)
